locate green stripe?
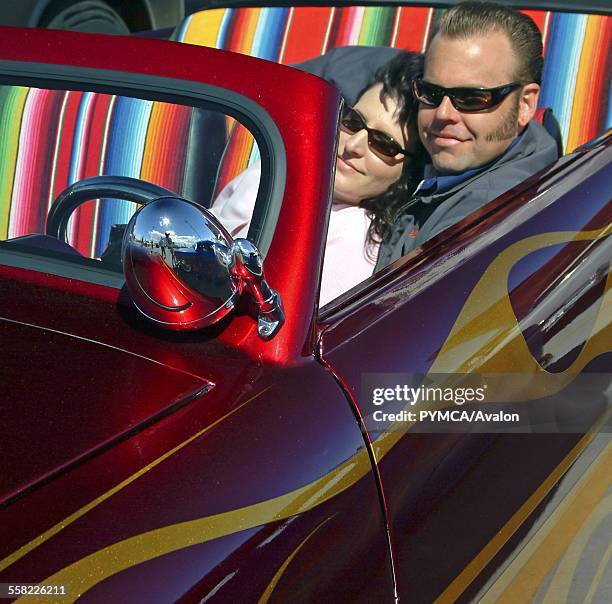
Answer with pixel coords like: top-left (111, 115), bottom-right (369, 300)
top-left (359, 7), bottom-right (396, 46)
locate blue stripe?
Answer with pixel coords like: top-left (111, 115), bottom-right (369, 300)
top-left (540, 13), bottom-right (587, 149)
top-left (95, 97), bottom-right (153, 255)
top-left (252, 8), bottom-right (289, 61)
top-left (176, 14), bottom-right (192, 42)
top-left (68, 91), bottom-right (92, 184)
top-left (217, 9), bottom-right (234, 48)
top-left (606, 81), bottom-right (612, 130)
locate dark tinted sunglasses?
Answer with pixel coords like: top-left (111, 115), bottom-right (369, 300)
top-left (340, 106), bottom-right (409, 160)
top-left (412, 78), bottom-right (523, 113)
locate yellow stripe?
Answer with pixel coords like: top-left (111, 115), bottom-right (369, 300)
top-left (542, 492), bottom-right (612, 603)
top-left (371, 227), bottom-right (611, 463)
top-left (478, 441), bottom-right (612, 603)
top-left (258, 516), bottom-right (333, 603)
top-left (18, 451), bottom-right (372, 603)
top-left (434, 413), bottom-right (612, 603)
top-left (428, 227), bottom-right (611, 377)
top-left (182, 9), bottom-right (226, 47)
top-left (0, 386), bottom-right (271, 575)
top-left (583, 539), bottom-right (612, 604)
top-left (7, 228), bottom-right (611, 599)
top-left (140, 100), bottom-right (164, 183)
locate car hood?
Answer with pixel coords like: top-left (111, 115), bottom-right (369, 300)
top-left (0, 316), bottom-right (211, 506)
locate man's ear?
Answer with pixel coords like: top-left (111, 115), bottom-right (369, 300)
top-left (518, 83), bottom-right (540, 127)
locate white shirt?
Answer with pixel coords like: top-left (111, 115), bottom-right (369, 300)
top-left (211, 161), bottom-right (378, 306)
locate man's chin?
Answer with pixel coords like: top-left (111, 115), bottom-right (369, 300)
top-left (430, 150), bottom-right (473, 175)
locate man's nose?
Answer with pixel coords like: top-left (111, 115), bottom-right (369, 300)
top-left (433, 95), bottom-right (460, 121)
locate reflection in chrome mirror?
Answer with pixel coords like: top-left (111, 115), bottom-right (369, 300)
top-left (122, 197), bottom-right (283, 339)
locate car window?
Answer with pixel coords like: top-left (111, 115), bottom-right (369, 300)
top-left (0, 83), bottom-right (262, 282)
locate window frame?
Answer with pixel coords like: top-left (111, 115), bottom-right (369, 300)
top-left (0, 59), bottom-right (287, 285)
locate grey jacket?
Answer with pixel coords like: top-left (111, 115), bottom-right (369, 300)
top-left (375, 120), bottom-right (560, 269)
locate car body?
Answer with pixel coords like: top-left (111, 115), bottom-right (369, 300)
top-left (0, 1), bottom-right (610, 602)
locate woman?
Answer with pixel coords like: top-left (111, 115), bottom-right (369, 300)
top-left (212, 51), bottom-right (423, 306)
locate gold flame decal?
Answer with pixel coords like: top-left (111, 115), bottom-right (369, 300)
top-left (7, 227), bottom-right (611, 602)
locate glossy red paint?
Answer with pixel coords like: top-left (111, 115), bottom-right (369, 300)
top-left (1, 341), bottom-right (393, 601)
top-left (0, 25), bottom-right (340, 365)
top-left (0, 316), bottom-right (211, 505)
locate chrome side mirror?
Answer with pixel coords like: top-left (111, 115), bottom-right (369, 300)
top-left (122, 197), bottom-right (284, 339)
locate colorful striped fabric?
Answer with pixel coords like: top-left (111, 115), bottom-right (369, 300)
top-left (0, 86), bottom-right (214, 257)
top-left (2, 8), bottom-right (608, 258)
top-left (178, 5), bottom-right (611, 191)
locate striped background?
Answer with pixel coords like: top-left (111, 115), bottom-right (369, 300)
top-left (1, 6), bottom-right (609, 257)
top-left (179, 6), bottom-right (611, 191)
top-left (0, 88), bottom-right (198, 257)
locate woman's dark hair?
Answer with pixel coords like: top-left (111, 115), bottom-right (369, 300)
top-left (356, 51), bottom-right (424, 257)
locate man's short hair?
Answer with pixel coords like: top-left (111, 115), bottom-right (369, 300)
top-left (435, 1), bottom-right (543, 84)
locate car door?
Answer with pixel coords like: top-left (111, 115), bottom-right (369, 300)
top-left (319, 135), bottom-right (611, 602)
top-left (0, 27), bottom-right (396, 602)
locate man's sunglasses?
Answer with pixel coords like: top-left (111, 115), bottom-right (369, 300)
top-left (411, 79), bottom-right (523, 113)
top-left (340, 106), bottom-right (410, 160)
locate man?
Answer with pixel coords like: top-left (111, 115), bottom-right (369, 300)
top-left (375, 1), bottom-right (559, 268)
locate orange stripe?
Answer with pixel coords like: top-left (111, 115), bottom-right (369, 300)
top-left (567, 15), bottom-right (611, 151)
top-left (141, 102), bottom-right (191, 192)
top-left (227, 8), bottom-right (261, 55)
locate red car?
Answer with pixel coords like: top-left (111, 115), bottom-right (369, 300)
top-left (0, 1), bottom-right (610, 602)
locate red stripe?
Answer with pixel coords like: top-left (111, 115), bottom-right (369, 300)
top-left (83, 94), bottom-right (112, 178)
top-left (51, 91), bottom-right (82, 202)
top-left (329, 7), bottom-right (355, 48)
top-left (225, 10), bottom-right (252, 52)
top-left (281, 8), bottom-right (334, 63)
top-left (214, 123), bottom-right (254, 197)
top-left (17, 89), bottom-right (65, 235)
top-left (579, 17), bottom-right (611, 139)
top-left (72, 93), bottom-right (112, 255)
top-left (150, 103), bottom-right (191, 191)
top-left (521, 10), bottom-right (547, 33)
top-left (393, 7), bottom-right (431, 51)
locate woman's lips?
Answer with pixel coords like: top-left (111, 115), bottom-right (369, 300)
top-left (337, 156), bottom-right (363, 173)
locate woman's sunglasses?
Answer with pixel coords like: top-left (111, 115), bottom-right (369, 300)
top-left (340, 106), bottom-right (409, 160)
top-left (411, 78), bottom-right (523, 113)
